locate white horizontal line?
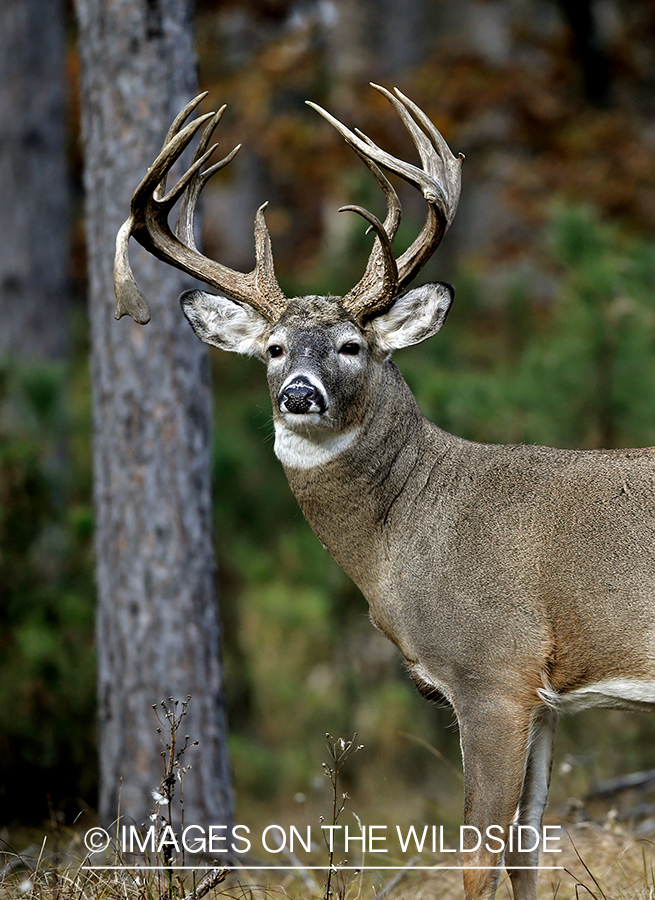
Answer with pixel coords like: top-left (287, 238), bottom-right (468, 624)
top-left (82, 865), bottom-right (564, 871)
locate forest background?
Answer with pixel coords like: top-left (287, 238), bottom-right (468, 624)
top-left (3, 0), bottom-right (655, 849)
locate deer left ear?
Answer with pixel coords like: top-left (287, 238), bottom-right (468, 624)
top-left (368, 282), bottom-right (454, 352)
top-left (180, 289), bottom-right (270, 358)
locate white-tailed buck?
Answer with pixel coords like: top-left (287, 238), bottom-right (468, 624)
top-left (115, 86), bottom-right (655, 900)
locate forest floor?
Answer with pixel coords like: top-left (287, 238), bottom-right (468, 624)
top-left (2, 816), bottom-right (655, 900)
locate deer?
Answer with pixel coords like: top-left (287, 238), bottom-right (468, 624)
top-left (113, 85), bottom-right (655, 900)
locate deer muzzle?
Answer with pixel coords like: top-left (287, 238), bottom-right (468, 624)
top-left (278, 376), bottom-right (327, 416)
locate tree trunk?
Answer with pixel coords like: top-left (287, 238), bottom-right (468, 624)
top-left (75, 0), bottom-right (233, 831)
top-left (0, 0), bottom-right (70, 361)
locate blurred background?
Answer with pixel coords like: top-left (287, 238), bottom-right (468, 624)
top-left (3, 0), bottom-right (655, 842)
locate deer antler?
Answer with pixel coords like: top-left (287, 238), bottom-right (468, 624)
top-left (307, 83), bottom-right (463, 321)
top-left (115, 88), bottom-right (460, 327)
top-left (114, 93), bottom-right (287, 325)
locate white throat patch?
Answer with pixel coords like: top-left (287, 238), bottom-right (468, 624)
top-left (273, 421), bottom-right (360, 469)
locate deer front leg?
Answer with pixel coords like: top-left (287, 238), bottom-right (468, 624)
top-left (456, 696), bottom-right (540, 900)
top-left (505, 706), bottom-right (558, 900)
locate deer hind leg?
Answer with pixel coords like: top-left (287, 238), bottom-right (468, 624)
top-left (456, 697), bottom-right (544, 900)
top-left (505, 706), bottom-right (558, 900)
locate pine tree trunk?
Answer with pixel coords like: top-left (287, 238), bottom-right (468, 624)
top-left (75, 0), bottom-right (233, 831)
top-left (0, 0), bottom-right (70, 360)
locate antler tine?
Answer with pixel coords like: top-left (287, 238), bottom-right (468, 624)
top-left (114, 216), bottom-right (153, 324)
top-left (164, 92), bottom-right (209, 148)
top-left (389, 85), bottom-right (463, 218)
top-left (334, 146), bottom-right (403, 320)
top-left (349, 143), bottom-right (402, 243)
top-left (372, 85), bottom-right (463, 291)
top-left (368, 83), bottom-right (463, 223)
top-left (114, 94), bottom-right (288, 326)
top-left (307, 85), bottom-right (462, 320)
top-left (174, 105), bottom-right (241, 250)
top-left (339, 204), bottom-right (398, 303)
top-left (153, 92), bottom-right (209, 201)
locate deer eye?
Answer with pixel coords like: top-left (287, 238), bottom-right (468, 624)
top-left (339, 341), bottom-right (361, 356)
top-left (267, 344), bottom-right (285, 358)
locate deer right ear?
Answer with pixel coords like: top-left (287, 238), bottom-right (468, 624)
top-left (180, 290), bottom-right (270, 358)
top-left (368, 282), bottom-right (454, 352)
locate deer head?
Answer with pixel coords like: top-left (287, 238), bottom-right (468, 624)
top-left (114, 86), bottom-right (463, 449)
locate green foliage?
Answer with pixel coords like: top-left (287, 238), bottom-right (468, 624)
top-left (402, 204), bottom-right (655, 453)
top-left (0, 356), bottom-right (96, 823)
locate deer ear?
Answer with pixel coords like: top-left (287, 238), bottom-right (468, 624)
top-left (180, 290), bottom-right (269, 358)
top-left (368, 282), bottom-right (454, 352)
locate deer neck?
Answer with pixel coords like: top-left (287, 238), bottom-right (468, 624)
top-left (275, 361), bottom-right (452, 596)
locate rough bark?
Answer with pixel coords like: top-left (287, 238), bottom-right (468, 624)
top-left (0, 0), bottom-right (70, 360)
top-left (75, 0), bottom-right (232, 831)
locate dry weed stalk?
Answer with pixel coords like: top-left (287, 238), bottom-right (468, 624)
top-left (321, 734), bottom-right (363, 900)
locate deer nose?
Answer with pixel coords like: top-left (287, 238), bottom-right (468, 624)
top-left (279, 376), bottom-right (326, 415)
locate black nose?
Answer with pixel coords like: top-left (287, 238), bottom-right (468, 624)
top-left (279, 377), bottom-right (325, 414)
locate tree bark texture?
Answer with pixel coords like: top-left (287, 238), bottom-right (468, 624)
top-left (0, 0), bottom-right (70, 360)
top-left (75, 0), bottom-right (233, 830)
